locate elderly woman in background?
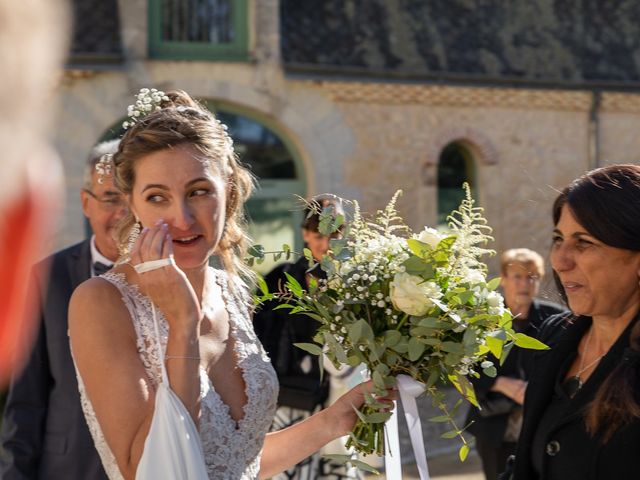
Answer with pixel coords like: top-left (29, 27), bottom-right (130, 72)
top-left (467, 248), bottom-right (566, 480)
top-left (506, 164), bottom-right (640, 480)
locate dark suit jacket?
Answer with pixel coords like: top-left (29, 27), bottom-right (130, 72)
top-left (466, 299), bottom-right (567, 446)
top-left (0, 240), bottom-right (108, 480)
top-left (511, 312), bottom-right (640, 480)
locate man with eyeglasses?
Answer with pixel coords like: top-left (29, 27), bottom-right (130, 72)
top-left (465, 248), bottom-right (567, 480)
top-left (0, 139), bottom-right (124, 479)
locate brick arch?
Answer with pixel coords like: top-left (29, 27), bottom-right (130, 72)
top-left (424, 127), bottom-right (500, 167)
top-left (420, 127), bottom-right (499, 187)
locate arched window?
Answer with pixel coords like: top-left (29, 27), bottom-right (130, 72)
top-left (211, 106), bottom-right (306, 273)
top-left (437, 142), bottom-right (476, 225)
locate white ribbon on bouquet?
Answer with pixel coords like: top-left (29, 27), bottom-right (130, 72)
top-left (385, 374), bottom-right (430, 480)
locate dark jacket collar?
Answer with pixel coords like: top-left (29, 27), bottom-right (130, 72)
top-left (68, 239), bottom-right (92, 288)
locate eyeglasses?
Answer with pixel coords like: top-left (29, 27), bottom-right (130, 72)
top-left (505, 273), bottom-right (540, 284)
top-left (83, 189), bottom-right (126, 211)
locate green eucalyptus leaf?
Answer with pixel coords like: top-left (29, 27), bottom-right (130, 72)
top-left (436, 235), bottom-right (457, 251)
top-left (324, 333), bottom-right (348, 364)
top-left (459, 444), bottom-right (470, 462)
top-left (345, 459), bottom-right (379, 474)
top-left (429, 415), bottom-right (450, 423)
top-left (293, 342), bottom-right (323, 356)
top-left (453, 373), bottom-right (478, 407)
top-left (417, 317), bottom-right (448, 328)
top-left (444, 352), bottom-right (463, 366)
top-left (486, 335), bottom-right (504, 360)
top-left (451, 399), bottom-right (464, 416)
top-left (441, 342), bottom-right (464, 354)
top-left (383, 330), bottom-right (402, 347)
top-left (441, 430), bottom-right (459, 439)
top-left (406, 238), bottom-right (432, 258)
top-left (320, 256), bottom-right (336, 276)
top-left (426, 368), bottom-right (440, 388)
top-left (482, 365), bottom-right (497, 377)
top-left (351, 405), bottom-right (367, 422)
top-left (458, 290), bottom-right (474, 304)
top-left (372, 370), bottom-right (386, 389)
top-left (408, 337), bottom-right (426, 361)
top-left (487, 277), bottom-right (501, 291)
top-left (391, 338), bottom-right (409, 353)
top-left (366, 412), bottom-right (393, 423)
top-left (284, 272), bottom-right (304, 298)
top-left (256, 275), bottom-right (269, 296)
top-left (463, 328), bottom-right (477, 348)
top-left (323, 454), bottom-right (352, 463)
top-left (500, 342), bottom-right (515, 365)
top-left (514, 333), bottom-right (550, 350)
top-left (247, 244), bottom-right (265, 259)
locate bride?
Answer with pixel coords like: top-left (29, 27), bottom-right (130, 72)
top-left (69, 89), bottom-right (387, 479)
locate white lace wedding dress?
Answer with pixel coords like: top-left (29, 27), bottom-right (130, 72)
top-left (74, 268), bottom-right (279, 480)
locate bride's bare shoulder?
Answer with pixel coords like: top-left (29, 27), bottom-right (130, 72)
top-left (69, 275), bottom-right (134, 340)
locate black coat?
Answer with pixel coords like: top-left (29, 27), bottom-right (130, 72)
top-left (253, 257), bottom-right (329, 411)
top-left (511, 312), bottom-right (640, 480)
top-left (0, 240), bottom-right (108, 480)
top-left (466, 299), bottom-right (567, 446)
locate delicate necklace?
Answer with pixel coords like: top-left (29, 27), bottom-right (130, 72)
top-left (564, 327), bottom-right (605, 399)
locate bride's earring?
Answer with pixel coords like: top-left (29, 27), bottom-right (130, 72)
top-left (125, 218), bottom-right (141, 256)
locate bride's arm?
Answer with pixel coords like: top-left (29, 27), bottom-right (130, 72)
top-left (71, 224), bottom-right (203, 479)
top-left (258, 382), bottom-right (387, 479)
top-left (69, 275), bottom-right (201, 480)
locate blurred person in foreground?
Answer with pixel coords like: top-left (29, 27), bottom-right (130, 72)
top-left (467, 248), bottom-right (566, 480)
top-left (0, 0), bottom-right (69, 384)
top-left (503, 165), bottom-right (640, 480)
top-left (0, 140), bottom-right (123, 479)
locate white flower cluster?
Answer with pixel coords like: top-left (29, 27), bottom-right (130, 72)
top-left (122, 88), bottom-right (170, 130)
top-left (326, 234), bottom-right (408, 326)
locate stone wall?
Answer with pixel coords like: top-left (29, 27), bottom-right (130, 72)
top-left (54, 70), bottom-right (640, 294)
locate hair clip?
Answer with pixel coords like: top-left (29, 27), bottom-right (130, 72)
top-left (95, 153), bottom-right (114, 184)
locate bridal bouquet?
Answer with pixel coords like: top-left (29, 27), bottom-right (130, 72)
top-left (255, 185), bottom-right (547, 463)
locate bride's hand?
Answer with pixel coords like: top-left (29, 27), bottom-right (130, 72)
top-left (325, 380), bottom-right (396, 437)
top-left (130, 220), bottom-right (200, 329)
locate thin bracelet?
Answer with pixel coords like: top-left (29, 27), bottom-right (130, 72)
top-left (165, 355), bottom-right (201, 361)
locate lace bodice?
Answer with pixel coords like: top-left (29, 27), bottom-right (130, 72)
top-left (74, 268), bottom-right (279, 479)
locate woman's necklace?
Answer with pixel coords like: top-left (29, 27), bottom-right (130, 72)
top-left (564, 327), bottom-right (605, 399)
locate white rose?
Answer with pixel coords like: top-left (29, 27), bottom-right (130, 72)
top-left (486, 291), bottom-right (503, 308)
top-left (415, 227), bottom-right (445, 249)
top-left (486, 291), bottom-right (505, 315)
top-left (389, 272), bottom-right (442, 316)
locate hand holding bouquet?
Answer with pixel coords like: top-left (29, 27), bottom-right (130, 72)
top-left (255, 185), bottom-right (547, 464)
